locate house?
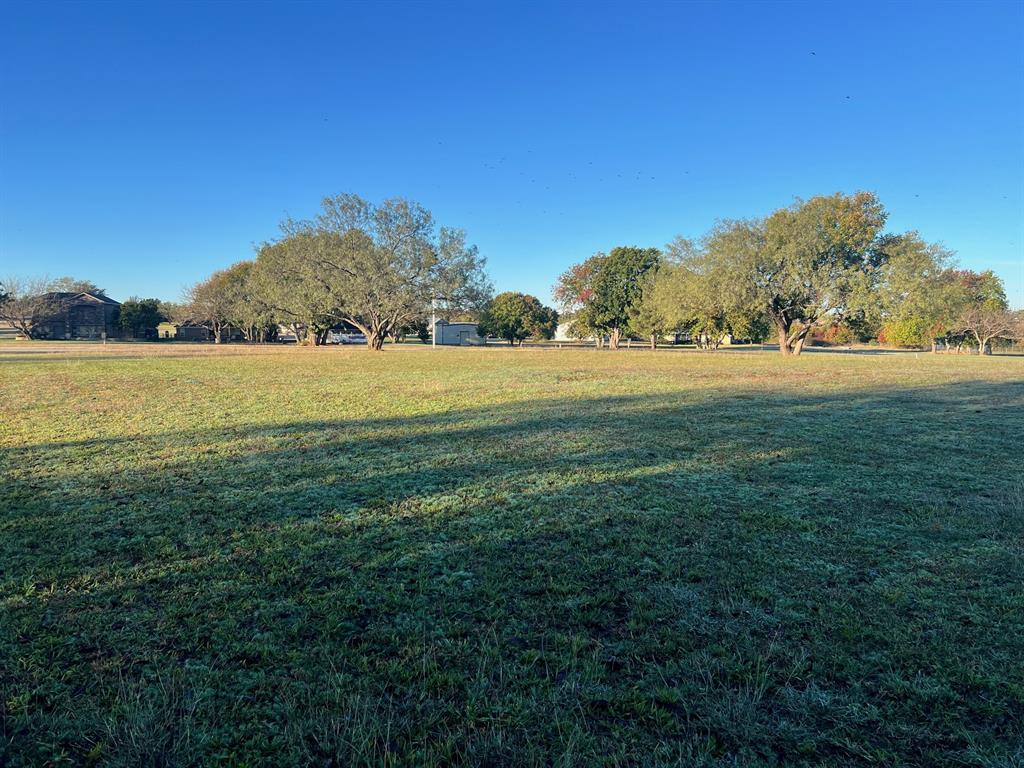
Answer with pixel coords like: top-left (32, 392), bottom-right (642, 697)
top-left (432, 320), bottom-right (484, 346)
top-left (157, 322), bottom-right (177, 339)
top-left (34, 292), bottom-right (121, 339)
top-left (554, 321), bottom-right (595, 342)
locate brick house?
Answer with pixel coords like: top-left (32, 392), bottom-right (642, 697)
top-left (35, 292), bottom-right (121, 339)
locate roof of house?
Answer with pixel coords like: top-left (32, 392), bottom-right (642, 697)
top-left (43, 291), bottom-right (121, 306)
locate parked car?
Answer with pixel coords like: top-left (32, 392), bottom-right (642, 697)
top-left (331, 332), bottom-right (367, 345)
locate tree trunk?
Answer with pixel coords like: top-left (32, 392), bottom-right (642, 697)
top-left (979, 336), bottom-right (991, 355)
top-left (609, 327), bottom-right (621, 350)
top-left (791, 325), bottom-right (812, 356)
top-left (366, 329), bottom-right (385, 350)
top-left (777, 323), bottom-right (792, 355)
top-left (649, 333), bottom-right (656, 350)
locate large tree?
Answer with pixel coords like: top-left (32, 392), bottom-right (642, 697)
top-left (0, 277), bottom-right (61, 339)
top-left (713, 192), bottom-right (888, 355)
top-left (957, 307), bottom-right (1020, 355)
top-left (478, 292), bottom-right (558, 345)
top-left (272, 194), bottom-right (491, 350)
top-left (589, 246), bottom-right (661, 349)
top-left (938, 270), bottom-right (1010, 353)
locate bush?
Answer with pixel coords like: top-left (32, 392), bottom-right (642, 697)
top-left (819, 324), bottom-right (856, 345)
top-left (880, 317), bottom-right (930, 347)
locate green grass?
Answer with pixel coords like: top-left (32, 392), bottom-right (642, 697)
top-left (2, 344), bottom-right (1023, 767)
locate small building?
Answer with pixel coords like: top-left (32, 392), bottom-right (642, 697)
top-left (157, 322), bottom-right (177, 339)
top-left (432, 320), bottom-right (484, 346)
top-left (554, 321), bottom-right (596, 342)
top-left (34, 292), bottom-right (121, 339)
top-left (175, 324), bottom-right (212, 342)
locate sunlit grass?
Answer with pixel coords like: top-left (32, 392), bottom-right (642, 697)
top-left (2, 343), bottom-right (1022, 766)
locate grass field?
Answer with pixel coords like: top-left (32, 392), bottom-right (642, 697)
top-left (1, 343), bottom-right (1022, 766)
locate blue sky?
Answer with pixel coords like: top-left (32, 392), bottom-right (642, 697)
top-left (1, 1), bottom-right (1022, 307)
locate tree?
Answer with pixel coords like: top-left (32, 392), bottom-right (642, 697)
top-left (0, 277), bottom-right (61, 339)
top-left (957, 307), bottom-right (1020, 355)
top-left (394, 317), bottom-right (431, 344)
top-left (627, 268), bottom-right (668, 349)
top-left (553, 254), bottom-right (607, 346)
top-left (185, 268), bottom-right (240, 343)
top-left (158, 301), bottom-right (188, 324)
top-left (50, 277), bottom-right (105, 295)
top-left (220, 261), bottom-right (279, 342)
top-left (646, 237), bottom-right (765, 350)
top-left (554, 247), bottom-right (660, 350)
top-left (269, 194), bottom-right (491, 350)
top-left (119, 297), bottom-right (166, 339)
top-left (872, 233), bottom-right (957, 350)
top-left (478, 292), bottom-right (558, 345)
top-left (879, 317), bottom-right (931, 347)
top-left (950, 269), bottom-right (1007, 311)
top-left (935, 270), bottom-right (1010, 353)
top-left (589, 246), bottom-right (661, 349)
top-left (714, 192), bottom-right (888, 355)
top-left (253, 233), bottom-right (340, 344)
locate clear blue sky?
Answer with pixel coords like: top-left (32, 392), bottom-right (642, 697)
top-left (2, 0), bottom-right (1022, 307)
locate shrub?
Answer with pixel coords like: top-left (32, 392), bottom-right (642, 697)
top-left (880, 317), bottom-right (929, 347)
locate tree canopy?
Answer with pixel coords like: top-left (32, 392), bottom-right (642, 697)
top-left (49, 277), bottom-right (106, 295)
top-left (161, 189), bottom-right (1020, 356)
top-left (549, 192), bottom-right (1016, 356)
top-left (181, 195), bottom-right (491, 349)
top-left (554, 247), bottom-right (660, 348)
top-left (118, 298), bottom-right (166, 339)
top-left (259, 195), bottom-right (491, 349)
top-left (710, 192), bottom-right (889, 354)
top-left (478, 292), bottom-right (558, 345)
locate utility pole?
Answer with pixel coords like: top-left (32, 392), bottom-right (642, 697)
top-left (431, 299), bottom-right (436, 348)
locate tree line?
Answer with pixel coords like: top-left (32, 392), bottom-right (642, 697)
top-left (182, 194), bottom-right (492, 349)
top-left (554, 191), bottom-right (1021, 355)
top-left (2, 190), bottom-right (1019, 353)
top-left (0, 276), bottom-right (181, 339)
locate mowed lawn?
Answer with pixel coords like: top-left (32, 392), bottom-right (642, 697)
top-left (1, 344), bottom-right (1022, 767)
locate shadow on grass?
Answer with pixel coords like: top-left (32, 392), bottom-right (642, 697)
top-left (2, 380), bottom-right (1023, 766)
